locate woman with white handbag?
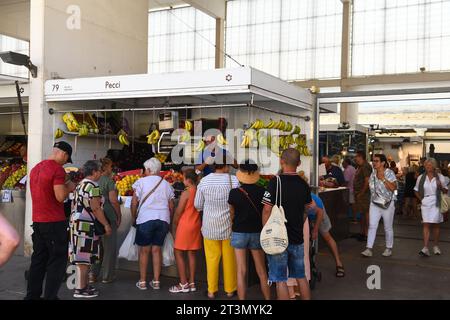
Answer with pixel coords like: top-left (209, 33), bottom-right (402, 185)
top-left (361, 154), bottom-right (397, 258)
top-left (414, 158), bottom-right (448, 257)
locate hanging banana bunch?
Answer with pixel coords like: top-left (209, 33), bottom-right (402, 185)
top-left (217, 134), bottom-right (227, 146)
top-left (147, 130), bottom-right (160, 145)
top-left (249, 119), bottom-right (264, 130)
top-left (54, 128), bottom-right (64, 139)
top-left (194, 140), bottom-right (205, 152)
top-left (185, 120), bottom-right (193, 132)
top-left (78, 125), bottom-right (89, 137)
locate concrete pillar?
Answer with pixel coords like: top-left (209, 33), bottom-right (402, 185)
top-left (339, 0), bottom-right (358, 126)
top-left (24, 0), bottom-right (149, 255)
top-left (215, 18), bottom-right (225, 68)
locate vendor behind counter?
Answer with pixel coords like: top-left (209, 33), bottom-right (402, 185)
top-left (320, 156), bottom-right (345, 188)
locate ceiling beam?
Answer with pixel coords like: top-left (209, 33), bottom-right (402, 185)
top-left (184, 0), bottom-right (225, 19)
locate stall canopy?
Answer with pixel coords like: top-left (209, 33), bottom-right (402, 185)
top-left (44, 67), bottom-right (313, 116)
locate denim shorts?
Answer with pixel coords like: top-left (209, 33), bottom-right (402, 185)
top-left (267, 243), bottom-right (305, 282)
top-left (231, 232), bottom-right (261, 250)
top-left (135, 219), bottom-right (169, 247)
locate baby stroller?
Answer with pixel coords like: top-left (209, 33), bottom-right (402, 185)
top-left (307, 215), bottom-right (322, 290)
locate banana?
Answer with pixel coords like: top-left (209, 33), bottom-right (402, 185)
top-left (54, 129), bottom-right (64, 139)
top-left (185, 121), bottom-right (193, 132)
top-left (278, 120), bottom-right (286, 131)
top-left (147, 130), bottom-right (160, 144)
top-left (120, 134), bottom-right (130, 146)
top-left (240, 136), bottom-right (250, 148)
top-left (265, 119), bottom-right (275, 129)
top-left (217, 134), bottom-right (227, 146)
top-left (194, 140), bottom-right (205, 152)
top-left (285, 122), bottom-right (293, 132)
top-left (293, 125), bottom-right (301, 135)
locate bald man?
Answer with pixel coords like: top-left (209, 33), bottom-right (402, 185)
top-left (321, 156), bottom-right (345, 187)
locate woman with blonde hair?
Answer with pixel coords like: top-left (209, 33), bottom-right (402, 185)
top-left (414, 158), bottom-right (448, 256)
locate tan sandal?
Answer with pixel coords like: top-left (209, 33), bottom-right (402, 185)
top-left (136, 281), bottom-right (147, 290)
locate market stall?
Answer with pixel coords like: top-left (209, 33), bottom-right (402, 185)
top-left (44, 67), bottom-right (316, 281)
top-left (0, 82), bottom-right (29, 255)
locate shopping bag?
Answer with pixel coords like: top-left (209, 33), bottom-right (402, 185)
top-left (162, 232), bottom-right (175, 267)
top-left (260, 176), bottom-right (288, 255)
top-left (118, 226), bottom-right (139, 261)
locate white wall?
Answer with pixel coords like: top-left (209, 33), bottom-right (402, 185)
top-left (43, 0), bottom-right (149, 78)
top-left (0, 0), bottom-right (30, 40)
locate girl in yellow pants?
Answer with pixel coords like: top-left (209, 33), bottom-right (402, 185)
top-left (204, 238), bottom-right (237, 298)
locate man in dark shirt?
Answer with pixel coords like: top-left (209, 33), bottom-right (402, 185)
top-left (321, 156), bottom-right (345, 187)
top-left (25, 142), bottom-right (76, 300)
top-left (353, 151), bottom-right (373, 241)
top-left (262, 148), bottom-right (312, 300)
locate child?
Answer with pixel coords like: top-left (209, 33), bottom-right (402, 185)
top-left (169, 169), bottom-right (202, 293)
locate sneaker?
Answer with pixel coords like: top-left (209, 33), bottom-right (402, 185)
top-left (419, 247), bottom-right (430, 257)
top-left (382, 248), bottom-right (392, 257)
top-left (73, 288), bottom-right (98, 299)
top-left (361, 248), bottom-right (373, 257)
top-left (88, 285), bottom-right (99, 295)
top-left (433, 246), bottom-right (442, 255)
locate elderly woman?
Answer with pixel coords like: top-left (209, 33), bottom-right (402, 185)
top-left (90, 158), bottom-right (122, 284)
top-left (131, 158), bottom-right (175, 290)
top-left (69, 160), bottom-right (112, 299)
top-left (414, 158), bottom-right (448, 256)
top-left (361, 154), bottom-right (397, 258)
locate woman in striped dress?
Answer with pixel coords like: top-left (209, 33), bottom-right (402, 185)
top-left (194, 158), bottom-right (240, 299)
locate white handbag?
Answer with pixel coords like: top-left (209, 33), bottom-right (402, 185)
top-left (260, 176), bottom-right (289, 255)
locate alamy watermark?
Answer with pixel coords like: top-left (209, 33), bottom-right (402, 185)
top-left (366, 265), bottom-right (381, 290)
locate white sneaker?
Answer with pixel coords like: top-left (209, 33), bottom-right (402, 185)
top-left (382, 248), bottom-right (392, 257)
top-left (361, 248), bottom-right (373, 257)
top-left (433, 246), bottom-right (442, 255)
top-left (419, 247), bottom-right (430, 257)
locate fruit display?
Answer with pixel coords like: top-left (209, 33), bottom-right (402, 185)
top-left (154, 153), bottom-right (168, 164)
top-left (163, 171), bottom-right (184, 184)
top-left (115, 174), bottom-right (140, 196)
top-left (65, 167), bottom-right (84, 184)
top-left (62, 112), bottom-right (99, 134)
top-left (2, 164), bottom-right (27, 190)
top-left (0, 165), bottom-right (12, 189)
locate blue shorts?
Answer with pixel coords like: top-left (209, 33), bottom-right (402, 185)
top-left (135, 219), bottom-right (169, 247)
top-left (267, 243), bottom-right (305, 282)
top-left (231, 232), bottom-right (261, 250)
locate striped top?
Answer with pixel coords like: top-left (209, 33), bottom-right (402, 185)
top-left (194, 173), bottom-right (240, 240)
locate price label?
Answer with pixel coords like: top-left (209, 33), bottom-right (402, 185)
top-left (2, 190), bottom-right (12, 203)
top-left (19, 175), bottom-right (27, 185)
top-left (124, 196), bottom-right (132, 209)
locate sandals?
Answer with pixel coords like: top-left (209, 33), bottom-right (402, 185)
top-left (189, 283), bottom-right (197, 292)
top-left (207, 291), bottom-right (216, 299)
top-left (336, 266), bottom-right (345, 278)
top-left (169, 283), bottom-right (190, 293)
top-left (149, 280), bottom-right (161, 290)
top-left (136, 281), bottom-right (148, 290)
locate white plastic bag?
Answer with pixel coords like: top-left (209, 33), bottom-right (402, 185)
top-left (162, 232), bottom-right (175, 266)
top-left (118, 226), bottom-right (139, 261)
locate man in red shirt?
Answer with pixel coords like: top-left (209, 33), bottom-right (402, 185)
top-left (25, 141), bottom-right (76, 300)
